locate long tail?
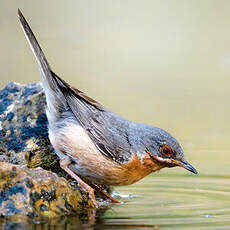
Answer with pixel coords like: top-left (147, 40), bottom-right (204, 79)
top-left (18, 9), bottom-right (68, 119)
top-left (18, 9), bottom-right (104, 126)
top-left (18, 9), bottom-right (51, 80)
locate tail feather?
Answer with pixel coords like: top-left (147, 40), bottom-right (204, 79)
top-left (18, 9), bottom-right (51, 76)
top-left (18, 9), bottom-right (104, 126)
top-left (18, 9), bottom-right (66, 117)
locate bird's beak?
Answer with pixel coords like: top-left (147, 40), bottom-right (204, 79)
top-left (171, 159), bottom-right (198, 174)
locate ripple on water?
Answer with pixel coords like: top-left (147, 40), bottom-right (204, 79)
top-left (101, 174), bottom-right (230, 229)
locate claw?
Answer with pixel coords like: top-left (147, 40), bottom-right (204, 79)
top-left (60, 156), bottom-right (100, 208)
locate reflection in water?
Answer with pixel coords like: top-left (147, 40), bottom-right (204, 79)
top-left (1, 173), bottom-right (230, 229)
top-left (0, 209), bottom-right (103, 230)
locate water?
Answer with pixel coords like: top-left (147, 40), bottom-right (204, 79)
top-left (1, 0), bottom-right (230, 229)
top-left (106, 174), bottom-right (230, 229)
top-left (1, 172), bottom-right (230, 229)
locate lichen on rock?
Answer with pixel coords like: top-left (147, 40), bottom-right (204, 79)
top-left (0, 81), bottom-right (58, 169)
top-left (0, 162), bottom-right (88, 218)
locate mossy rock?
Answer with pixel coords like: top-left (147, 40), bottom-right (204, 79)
top-left (0, 162), bottom-right (91, 218)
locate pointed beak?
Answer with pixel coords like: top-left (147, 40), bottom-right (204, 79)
top-left (171, 159), bottom-right (198, 174)
top-left (180, 160), bottom-right (198, 174)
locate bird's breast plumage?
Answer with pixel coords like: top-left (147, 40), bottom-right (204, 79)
top-left (49, 119), bottom-right (163, 185)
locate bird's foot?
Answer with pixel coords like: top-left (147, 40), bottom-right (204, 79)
top-left (60, 156), bottom-right (99, 208)
top-left (87, 186), bottom-right (99, 208)
top-left (93, 184), bottom-right (120, 204)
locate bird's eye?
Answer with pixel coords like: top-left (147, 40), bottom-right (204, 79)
top-left (161, 144), bottom-right (173, 157)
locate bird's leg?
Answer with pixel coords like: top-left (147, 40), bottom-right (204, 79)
top-left (93, 184), bottom-right (120, 203)
top-left (59, 156), bottom-right (99, 208)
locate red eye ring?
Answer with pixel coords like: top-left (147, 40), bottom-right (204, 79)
top-left (161, 144), bottom-right (173, 157)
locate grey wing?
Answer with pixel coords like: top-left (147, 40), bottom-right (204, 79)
top-left (53, 72), bottom-right (132, 164)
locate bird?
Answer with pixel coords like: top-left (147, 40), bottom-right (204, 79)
top-left (18, 9), bottom-right (197, 208)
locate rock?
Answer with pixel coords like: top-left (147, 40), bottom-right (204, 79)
top-left (0, 162), bottom-right (88, 218)
top-left (0, 82), bottom-right (111, 218)
top-left (0, 82), bottom-right (58, 169)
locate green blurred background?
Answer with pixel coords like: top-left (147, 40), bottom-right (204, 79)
top-left (1, 0), bottom-right (230, 176)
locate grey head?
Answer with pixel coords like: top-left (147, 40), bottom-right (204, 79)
top-left (130, 123), bottom-right (198, 174)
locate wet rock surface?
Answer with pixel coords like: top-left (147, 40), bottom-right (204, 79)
top-left (0, 82), bottom-right (111, 218)
top-left (0, 162), bottom-right (87, 218)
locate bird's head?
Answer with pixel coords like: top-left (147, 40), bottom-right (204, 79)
top-left (144, 127), bottom-right (197, 174)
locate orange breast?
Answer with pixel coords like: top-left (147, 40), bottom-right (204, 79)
top-left (103, 153), bottom-right (165, 186)
top-left (52, 123), bottom-right (165, 186)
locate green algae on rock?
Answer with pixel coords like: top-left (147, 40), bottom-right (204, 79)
top-left (0, 162), bottom-right (88, 218)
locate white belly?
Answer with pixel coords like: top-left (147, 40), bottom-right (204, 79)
top-left (48, 119), bottom-right (119, 183)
